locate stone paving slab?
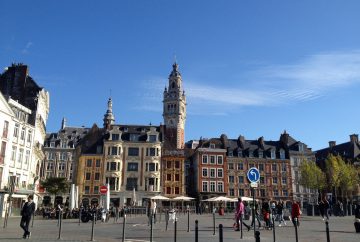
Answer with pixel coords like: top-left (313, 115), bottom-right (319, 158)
top-left (0, 214), bottom-right (359, 242)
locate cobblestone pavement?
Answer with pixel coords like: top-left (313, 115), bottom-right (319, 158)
top-left (0, 213), bottom-right (359, 242)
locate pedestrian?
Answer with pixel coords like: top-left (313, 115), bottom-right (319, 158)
top-left (235, 197), bottom-right (250, 231)
top-left (250, 202), bottom-right (262, 228)
top-left (262, 199), bottom-right (271, 229)
top-left (323, 197), bottom-right (330, 220)
top-left (276, 200), bottom-right (286, 226)
top-left (339, 201), bottom-right (344, 216)
top-left (20, 194), bottom-right (35, 239)
top-left (318, 199), bottom-right (325, 220)
top-left (291, 200), bottom-right (301, 227)
top-left (152, 200), bottom-right (157, 224)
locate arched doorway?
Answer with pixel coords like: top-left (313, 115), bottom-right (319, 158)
top-left (55, 196), bottom-right (63, 205)
top-left (82, 198), bottom-right (90, 207)
top-left (43, 196), bottom-right (51, 206)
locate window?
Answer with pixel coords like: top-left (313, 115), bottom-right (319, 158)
top-left (126, 178), bottom-right (138, 190)
top-left (18, 148), bottom-right (24, 163)
top-left (210, 143), bottom-right (215, 149)
top-left (47, 162), bottom-right (54, 170)
top-left (217, 168), bottom-right (223, 178)
top-left (96, 159), bottom-right (101, 167)
top-left (202, 168), bottom-right (208, 177)
top-left (260, 177), bottom-right (265, 184)
top-left (85, 173), bottom-right (91, 180)
top-left (282, 177), bottom-right (287, 184)
top-left (48, 152), bottom-right (55, 160)
top-left (175, 187), bottom-right (180, 194)
top-left (228, 163), bottom-right (234, 170)
top-left (59, 163), bottom-right (65, 171)
top-left (26, 130), bottom-right (32, 144)
top-left (210, 155), bottom-right (215, 164)
top-left (85, 186), bottom-right (90, 194)
top-left (50, 142), bottom-right (55, 148)
top-left (229, 176), bottom-right (234, 183)
top-left (149, 135), bottom-right (157, 142)
top-left (239, 189), bottom-right (244, 196)
top-left (217, 182), bottom-right (224, 192)
top-left (112, 134), bottom-right (120, 140)
top-left (238, 176), bottom-right (244, 183)
top-left (258, 150), bottom-right (263, 158)
top-left (60, 152), bottom-right (66, 161)
top-left (210, 168), bottom-right (216, 178)
top-left (86, 159), bottom-right (92, 167)
top-left (2, 121), bottom-right (9, 138)
top-left (272, 164), bottom-right (277, 172)
top-left (280, 150), bottom-right (285, 159)
top-left (94, 186), bottom-right (99, 194)
top-left (210, 181), bottom-right (216, 192)
top-left (167, 174), bottom-right (172, 181)
top-left (95, 173), bottom-right (100, 180)
top-left (202, 155), bottom-right (208, 164)
top-left (61, 141), bottom-right (67, 148)
top-left (271, 150), bottom-right (276, 159)
top-left (128, 147), bottom-right (139, 156)
top-left (147, 163), bottom-right (156, 171)
top-left (273, 190), bottom-right (279, 197)
top-left (229, 189), bottom-right (235, 196)
top-left (282, 190), bottom-right (288, 196)
top-left (111, 147), bottom-right (118, 155)
top-left (175, 174), bottom-right (180, 181)
top-left (167, 161), bottom-right (172, 168)
top-left (249, 150), bottom-right (254, 158)
top-left (0, 142), bottom-right (6, 162)
top-left (11, 146), bottom-right (16, 161)
top-left (272, 177), bottom-right (278, 184)
top-left (128, 162), bottom-right (138, 171)
top-left (228, 150), bottom-right (233, 156)
top-left (202, 182), bottom-right (208, 192)
top-left (13, 124), bottom-right (19, 138)
top-left (147, 147), bottom-right (156, 156)
top-left (175, 161), bottom-right (180, 168)
top-left (217, 155), bottom-right (223, 165)
top-left (130, 134), bottom-right (140, 141)
top-left (259, 164), bottom-right (264, 171)
top-left (107, 162), bottom-right (117, 171)
top-left (20, 127), bottom-right (25, 140)
top-left (166, 187), bottom-right (171, 194)
top-left (281, 163), bottom-right (287, 172)
top-left (238, 163), bottom-right (244, 170)
top-left (260, 189), bottom-right (266, 197)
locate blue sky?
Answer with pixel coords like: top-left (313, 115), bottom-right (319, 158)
top-left (1, 0), bottom-right (360, 150)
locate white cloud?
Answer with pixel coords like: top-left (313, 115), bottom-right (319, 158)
top-left (139, 50), bottom-right (360, 114)
top-left (21, 42), bottom-right (33, 54)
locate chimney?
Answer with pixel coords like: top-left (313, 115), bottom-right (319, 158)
top-left (350, 134), bottom-right (358, 143)
top-left (329, 141), bottom-right (336, 148)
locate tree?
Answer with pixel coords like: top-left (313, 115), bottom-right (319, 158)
top-left (325, 154), bottom-right (342, 200)
top-left (299, 159), bottom-right (326, 192)
top-left (40, 177), bottom-right (69, 198)
top-left (339, 162), bottom-right (360, 199)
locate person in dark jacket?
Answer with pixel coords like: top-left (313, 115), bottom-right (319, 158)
top-left (20, 194), bottom-right (35, 239)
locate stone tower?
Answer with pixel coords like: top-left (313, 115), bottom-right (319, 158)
top-left (103, 97), bottom-right (115, 130)
top-left (163, 62), bottom-right (186, 149)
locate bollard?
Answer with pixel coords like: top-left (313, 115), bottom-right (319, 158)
top-left (121, 214), bottom-right (126, 242)
top-left (166, 210), bottom-right (169, 231)
top-left (272, 213), bottom-right (276, 242)
top-left (31, 212), bottom-right (35, 228)
top-left (150, 213), bottom-right (153, 242)
top-left (255, 231), bottom-right (260, 242)
top-left (325, 221), bottom-right (330, 242)
top-left (195, 220), bottom-right (199, 242)
top-left (240, 215), bottom-right (243, 239)
top-left (294, 218), bottom-right (299, 242)
top-left (57, 210), bottom-right (62, 240)
top-left (213, 212), bottom-right (216, 235)
top-left (90, 212), bottom-right (95, 241)
top-left (187, 209), bottom-right (190, 232)
top-left (219, 224), bottom-right (223, 242)
top-left (174, 218), bottom-right (177, 242)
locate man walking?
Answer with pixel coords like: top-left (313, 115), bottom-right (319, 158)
top-left (235, 197), bottom-right (250, 231)
top-left (20, 194), bottom-right (35, 239)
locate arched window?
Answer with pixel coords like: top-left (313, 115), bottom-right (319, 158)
top-left (172, 82), bottom-right (175, 88)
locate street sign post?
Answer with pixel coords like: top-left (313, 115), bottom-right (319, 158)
top-left (247, 167), bottom-right (260, 183)
top-left (100, 185), bottom-right (108, 195)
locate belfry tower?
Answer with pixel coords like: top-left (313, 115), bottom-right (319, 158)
top-left (163, 62), bottom-right (187, 149)
top-left (103, 97), bottom-right (115, 130)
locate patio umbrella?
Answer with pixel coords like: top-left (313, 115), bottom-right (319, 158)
top-left (172, 196), bottom-right (195, 201)
top-left (151, 195), bottom-right (170, 200)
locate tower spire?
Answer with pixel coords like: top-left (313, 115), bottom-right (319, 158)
top-left (103, 97), bottom-right (115, 130)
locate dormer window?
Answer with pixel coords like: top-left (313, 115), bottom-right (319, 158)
top-left (249, 150), bottom-right (253, 158)
top-left (124, 127), bottom-right (128, 132)
top-left (228, 151), bottom-right (233, 157)
top-left (258, 150), bottom-right (263, 158)
top-left (210, 143), bottom-right (215, 149)
top-left (271, 150), bottom-right (276, 159)
top-left (50, 142), bottom-right (55, 148)
top-left (130, 134), bottom-right (139, 141)
top-left (112, 134), bottom-right (120, 141)
top-left (280, 149), bottom-right (286, 160)
top-left (298, 143), bottom-right (304, 152)
top-left (149, 135), bottom-right (157, 142)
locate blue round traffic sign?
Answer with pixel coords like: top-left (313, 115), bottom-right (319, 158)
top-left (247, 167), bottom-right (260, 183)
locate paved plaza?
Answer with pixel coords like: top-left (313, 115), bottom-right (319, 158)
top-left (0, 213), bottom-right (359, 242)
